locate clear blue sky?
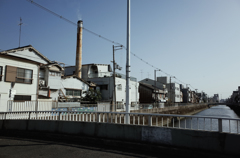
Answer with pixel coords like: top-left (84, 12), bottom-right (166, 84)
top-left (1, 0), bottom-right (240, 99)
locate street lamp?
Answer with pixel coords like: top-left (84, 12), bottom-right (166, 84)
top-left (112, 45), bottom-right (123, 112)
top-left (154, 69), bottom-right (161, 103)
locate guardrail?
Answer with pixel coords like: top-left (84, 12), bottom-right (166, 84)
top-left (0, 111), bottom-right (239, 134)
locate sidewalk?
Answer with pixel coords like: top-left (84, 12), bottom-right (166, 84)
top-left (0, 130), bottom-right (238, 158)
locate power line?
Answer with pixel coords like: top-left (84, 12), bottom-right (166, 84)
top-left (26, 0), bottom-right (122, 46)
top-left (26, 0), bottom-right (199, 92)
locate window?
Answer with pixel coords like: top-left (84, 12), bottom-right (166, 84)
top-left (14, 95), bottom-right (31, 101)
top-left (66, 89), bottom-right (81, 96)
top-left (50, 71), bottom-right (61, 76)
top-left (16, 68), bottom-right (33, 83)
top-left (39, 69), bottom-right (45, 79)
top-left (0, 66), bottom-right (3, 81)
top-left (99, 85), bottom-right (108, 90)
top-left (5, 66), bottom-right (33, 84)
top-left (50, 71), bottom-right (55, 76)
top-left (131, 102), bottom-right (137, 107)
top-left (117, 84), bottom-right (122, 91)
top-left (117, 102), bottom-right (123, 109)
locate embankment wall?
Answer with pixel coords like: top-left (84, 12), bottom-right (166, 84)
top-left (0, 120), bottom-right (239, 156)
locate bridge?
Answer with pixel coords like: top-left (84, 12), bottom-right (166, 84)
top-left (0, 110), bottom-right (240, 156)
top-left (208, 103), bottom-right (238, 106)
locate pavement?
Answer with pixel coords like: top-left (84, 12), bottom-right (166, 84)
top-left (0, 130), bottom-right (239, 158)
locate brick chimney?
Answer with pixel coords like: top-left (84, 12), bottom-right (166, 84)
top-left (75, 20), bottom-right (83, 78)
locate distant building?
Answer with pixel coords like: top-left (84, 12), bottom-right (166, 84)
top-left (180, 85), bottom-right (191, 103)
top-left (138, 82), bottom-right (167, 103)
top-left (157, 77), bottom-right (181, 103)
top-left (213, 94), bottom-right (219, 103)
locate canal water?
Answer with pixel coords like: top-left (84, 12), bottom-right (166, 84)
top-left (174, 105), bottom-right (240, 133)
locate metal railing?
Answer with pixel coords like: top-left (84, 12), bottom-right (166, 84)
top-left (0, 111), bottom-right (239, 134)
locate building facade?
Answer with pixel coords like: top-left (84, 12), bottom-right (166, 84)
top-left (0, 47), bottom-right (41, 111)
top-left (65, 64), bottom-right (139, 111)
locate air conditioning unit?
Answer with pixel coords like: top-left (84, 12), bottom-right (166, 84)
top-left (39, 80), bottom-right (45, 87)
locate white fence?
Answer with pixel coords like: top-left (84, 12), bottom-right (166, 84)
top-left (0, 111), bottom-right (240, 134)
top-left (7, 101), bottom-right (54, 112)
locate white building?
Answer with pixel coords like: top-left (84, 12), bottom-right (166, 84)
top-left (157, 77), bottom-right (182, 103)
top-left (0, 45), bottom-right (90, 111)
top-left (65, 63), bottom-right (139, 111)
top-left (0, 46), bottom-right (41, 111)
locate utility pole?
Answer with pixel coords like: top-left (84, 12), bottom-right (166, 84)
top-left (18, 17), bottom-right (23, 47)
top-left (113, 45), bottom-right (116, 112)
top-left (112, 45), bottom-right (122, 112)
top-left (169, 77), bottom-right (171, 105)
top-left (125, 0), bottom-right (131, 124)
top-left (169, 76), bottom-right (175, 105)
top-left (154, 69), bottom-right (161, 103)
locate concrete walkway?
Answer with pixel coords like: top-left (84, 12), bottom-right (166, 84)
top-left (0, 130), bottom-right (238, 158)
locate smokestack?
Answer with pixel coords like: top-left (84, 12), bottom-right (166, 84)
top-left (75, 20), bottom-right (83, 78)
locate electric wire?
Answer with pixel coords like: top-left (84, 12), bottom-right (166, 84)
top-left (26, 0), bottom-right (202, 92)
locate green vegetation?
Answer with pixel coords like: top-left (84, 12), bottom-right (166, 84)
top-left (82, 89), bottom-right (102, 103)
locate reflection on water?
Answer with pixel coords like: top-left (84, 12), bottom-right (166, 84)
top-left (174, 105), bottom-right (240, 133)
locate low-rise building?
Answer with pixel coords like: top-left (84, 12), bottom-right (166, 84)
top-left (65, 63), bottom-right (139, 111)
top-left (138, 82), bottom-right (167, 103)
top-left (180, 85), bottom-right (191, 103)
top-left (0, 46), bottom-right (41, 111)
top-left (0, 45), bottom-right (90, 111)
top-left (157, 77), bottom-right (181, 103)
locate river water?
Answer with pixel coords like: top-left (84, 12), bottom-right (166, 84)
top-left (174, 105), bottom-right (240, 133)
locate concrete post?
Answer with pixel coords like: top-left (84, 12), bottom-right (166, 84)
top-left (28, 112), bottom-right (31, 120)
top-left (148, 115), bottom-right (152, 126)
top-left (218, 118), bottom-right (222, 132)
top-left (97, 113), bottom-right (101, 122)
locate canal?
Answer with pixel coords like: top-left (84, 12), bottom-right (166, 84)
top-left (174, 105), bottom-right (240, 133)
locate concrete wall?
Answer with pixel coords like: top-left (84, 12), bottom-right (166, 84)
top-left (0, 120), bottom-right (239, 155)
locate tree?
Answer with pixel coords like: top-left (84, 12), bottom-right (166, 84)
top-left (82, 89), bottom-right (102, 103)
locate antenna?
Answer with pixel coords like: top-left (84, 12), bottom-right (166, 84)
top-left (18, 17), bottom-right (23, 47)
top-left (147, 72), bottom-right (150, 78)
top-left (140, 70), bottom-right (143, 79)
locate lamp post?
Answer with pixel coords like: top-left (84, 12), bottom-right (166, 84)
top-left (112, 45), bottom-right (123, 112)
top-left (154, 69), bottom-right (161, 103)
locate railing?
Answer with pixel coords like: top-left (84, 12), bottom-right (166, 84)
top-left (0, 111), bottom-right (239, 134)
top-left (7, 101), bottom-right (54, 112)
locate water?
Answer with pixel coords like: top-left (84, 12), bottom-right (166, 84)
top-left (174, 105), bottom-right (240, 133)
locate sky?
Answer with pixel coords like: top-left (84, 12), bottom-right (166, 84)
top-left (1, 0), bottom-right (240, 99)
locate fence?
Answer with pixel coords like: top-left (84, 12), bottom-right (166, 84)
top-left (7, 101), bottom-right (54, 112)
top-left (0, 111), bottom-right (239, 134)
top-left (6, 101), bottom-right (209, 113)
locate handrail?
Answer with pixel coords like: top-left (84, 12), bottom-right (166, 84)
top-left (1, 111), bottom-right (240, 121)
top-left (1, 111), bottom-right (239, 134)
